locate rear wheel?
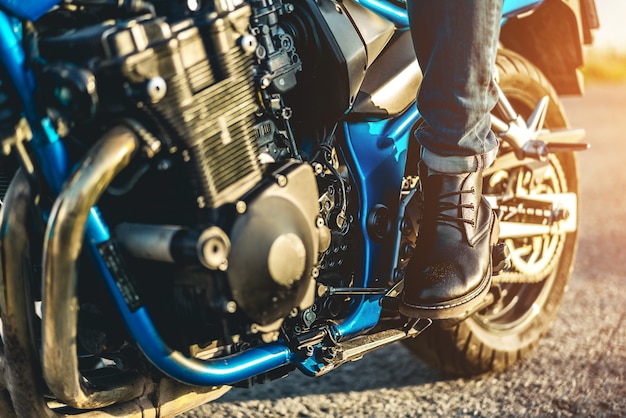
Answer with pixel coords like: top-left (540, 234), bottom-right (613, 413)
top-left (402, 48), bottom-right (579, 375)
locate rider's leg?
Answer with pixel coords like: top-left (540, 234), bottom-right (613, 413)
top-left (400, 0), bottom-right (504, 319)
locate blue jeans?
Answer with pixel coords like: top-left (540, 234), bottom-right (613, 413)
top-left (408, 0), bottom-right (503, 174)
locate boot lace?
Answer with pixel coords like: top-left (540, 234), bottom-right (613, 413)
top-left (435, 188), bottom-right (476, 226)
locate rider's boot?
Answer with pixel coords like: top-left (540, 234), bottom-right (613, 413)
top-left (399, 163), bottom-right (497, 320)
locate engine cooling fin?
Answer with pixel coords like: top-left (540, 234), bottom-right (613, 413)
top-left (149, 45), bottom-right (262, 209)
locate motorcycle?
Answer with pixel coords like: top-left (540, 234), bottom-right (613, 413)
top-left (0, 0), bottom-right (598, 415)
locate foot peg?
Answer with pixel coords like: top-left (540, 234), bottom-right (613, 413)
top-left (492, 242), bottom-right (510, 275)
top-left (333, 318), bottom-right (432, 364)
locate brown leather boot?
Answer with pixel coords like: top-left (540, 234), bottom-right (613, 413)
top-left (399, 165), bottom-right (496, 320)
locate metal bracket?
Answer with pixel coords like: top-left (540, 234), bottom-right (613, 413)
top-left (1, 117), bottom-right (34, 174)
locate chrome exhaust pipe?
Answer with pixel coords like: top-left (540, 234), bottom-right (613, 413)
top-left (42, 124), bottom-right (149, 409)
top-left (0, 170), bottom-right (56, 417)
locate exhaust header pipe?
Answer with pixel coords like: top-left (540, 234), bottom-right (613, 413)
top-left (42, 124), bottom-right (147, 409)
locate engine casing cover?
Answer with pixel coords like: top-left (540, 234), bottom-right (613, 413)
top-left (227, 161), bottom-right (320, 326)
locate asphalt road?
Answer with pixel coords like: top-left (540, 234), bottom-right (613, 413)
top-left (183, 83), bottom-right (626, 417)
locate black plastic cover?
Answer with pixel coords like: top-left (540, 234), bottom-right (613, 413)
top-left (284, 0), bottom-right (367, 125)
top-left (351, 31), bottom-right (422, 119)
top-left (341, 0), bottom-right (394, 68)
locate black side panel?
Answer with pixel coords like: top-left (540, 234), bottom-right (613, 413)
top-left (284, 0), bottom-right (366, 127)
top-left (350, 31), bottom-right (422, 120)
top-left (342, 0), bottom-right (394, 68)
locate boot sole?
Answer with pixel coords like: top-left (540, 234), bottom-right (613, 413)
top-left (398, 264), bottom-right (492, 320)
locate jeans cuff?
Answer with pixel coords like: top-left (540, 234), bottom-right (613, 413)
top-left (421, 146), bottom-right (498, 174)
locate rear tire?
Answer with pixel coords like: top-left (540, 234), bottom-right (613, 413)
top-left (402, 48), bottom-right (579, 375)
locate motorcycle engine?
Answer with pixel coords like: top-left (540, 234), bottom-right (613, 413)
top-left (36, 0), bottom-right (326, 348)
top-left (39, 2), bottom-right (263, 208)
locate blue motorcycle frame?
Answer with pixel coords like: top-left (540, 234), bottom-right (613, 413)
top-left (0, 0), bottom-right (547, 386)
